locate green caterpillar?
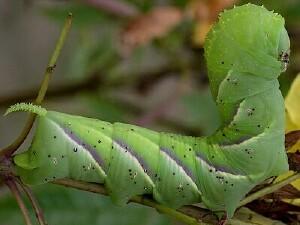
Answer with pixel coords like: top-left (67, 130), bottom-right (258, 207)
top-left (9, 4), bottom-right (290, 218)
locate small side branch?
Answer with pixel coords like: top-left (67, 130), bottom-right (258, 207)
top-left (16, 179), bottom-right (47, 225)
top-left (0, 13), bottom-right (73, 157)
top-left (239, 172), bottom-right (300, 207)
top-left (5, 179), bottom-right (33, 225)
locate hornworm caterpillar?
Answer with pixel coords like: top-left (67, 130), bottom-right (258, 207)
top-left (9, 4), bottom-right (290, 218)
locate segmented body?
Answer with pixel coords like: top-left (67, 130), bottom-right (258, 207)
top-left (13, 4), bottom-right (290, 218)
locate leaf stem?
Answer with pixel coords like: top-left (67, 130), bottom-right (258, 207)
top-left (53, 179), bottom-right (209, 225)
top-left (0, 13), bottom-right (73, 158)
top-left (239, 172), bottom-right (300, 206)
top-left (6, 179), bottom-right (33, 225)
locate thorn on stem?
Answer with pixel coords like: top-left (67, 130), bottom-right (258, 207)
top-left (46, 64), bottom-right (56, 73)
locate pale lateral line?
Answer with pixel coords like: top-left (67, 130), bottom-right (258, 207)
top-left (49, 119), bottom-right (107, 178)
top-left (218, 95), bottom-right (268, 148)
top-left (135, 132), bottom-right (202, 195)
top-left (113, 140), bottom-right (155, 187)
top-left (132, 130), bottom-right (200, 189)
top-left (195, 156), bottom-right (245, 179)
top-left (228, 98), bottom-right (246, 126)
top-left (159, 148), bottom-right (200, 193)
top-left (196, 151), bottom-right (244, 176)
top-left (221, 130), bottom-right (267, 149)
top-left (129, 130), bottom-right (161, 172)
top-left (216, 70), bottom-right (233, 103)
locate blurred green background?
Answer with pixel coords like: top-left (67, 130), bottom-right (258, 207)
top-left (0, 0), bottom-right (299, 224)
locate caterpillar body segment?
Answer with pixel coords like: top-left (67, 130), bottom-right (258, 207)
top-left (13, 4), bottom-right (290, 218)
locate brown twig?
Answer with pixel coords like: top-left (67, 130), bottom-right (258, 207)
top-left (239, 173), bottom-right (300, 207)
top-left (0, 74), bottom-right (101, 107)
top-left (0, 65), bottom-right (180, 108)
top-left (6, 179), bottom-right (33, 225)
top-left (0, 13), bottom-right (73, 158)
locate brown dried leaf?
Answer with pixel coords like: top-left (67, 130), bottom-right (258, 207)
top-left (285, 130), bottom-right (300, 149)
top-left (192, 21), bottom-right (212, 47)
top-left (121, 6), bottom-right (183, 51)
top-left (208, 0), bottom-right (238, 20)
top-left (288, 152), bottom-right (300, 172)
top-left (264, 184), bottom-right (300, 200)
top-left (186, 0), bottom-right (210, 21)
top-left (187, 0), bottom-right (237, 20)
top-left (247, 200), bottom-right (300, 223)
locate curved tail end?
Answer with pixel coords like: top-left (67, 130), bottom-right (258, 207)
top-left (4, 103), bottom-right (47, 117)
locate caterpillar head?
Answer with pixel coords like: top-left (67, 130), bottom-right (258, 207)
top-left (204, 4), bottom-right (290, 99)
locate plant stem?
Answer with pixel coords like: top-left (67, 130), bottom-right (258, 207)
top-left (0, 13), bottom-right (73, 158)
top-left (17, 179), bottom-right (47, 225)
top-left (53, 179), bottom-right (209, 225)
top-left (35, 13), bottom-right (73, 105)
top-left (6, 179), bottom-right (33, 225)
top-left (136, 197), bottom-right (210, 225)
top-left (239, 172), bottom-right (300, 206)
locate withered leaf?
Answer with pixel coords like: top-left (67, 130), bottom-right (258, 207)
top-left (121, 6), bottom-right (183, 51)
